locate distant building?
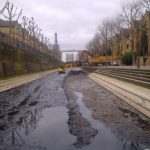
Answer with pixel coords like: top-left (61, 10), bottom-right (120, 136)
top-left (110, 11), bottom-right (150, 65)
top-left (0, 19), bottom-right (22, 41)
top-left (61, 50), bottom-right (80, 63)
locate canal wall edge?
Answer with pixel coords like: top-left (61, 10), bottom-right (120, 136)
top-left (0, 42), bottom-right (62, 78)
top-left (88, 73), bottom-right (150, 118)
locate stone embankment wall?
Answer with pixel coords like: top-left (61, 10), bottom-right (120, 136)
top-left (0, 42), bottom-right (62, 78)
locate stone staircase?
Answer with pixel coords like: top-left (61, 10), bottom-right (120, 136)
top-left (95, 68), bottom-right (150, 88)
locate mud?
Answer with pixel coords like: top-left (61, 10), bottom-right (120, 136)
top-left (0, 69), bottom-right (150, 150)
top-left (67, 91), bottom-right (98, 148)
top-left (0, 72), bottom-right (70, 150)
top-left (64, 70), bottom-right (150, 150)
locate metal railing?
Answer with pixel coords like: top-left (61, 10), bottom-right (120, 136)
top-left (0, 32), bottom-right (56, 60)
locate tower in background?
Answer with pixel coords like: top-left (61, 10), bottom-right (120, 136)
top-left (53, 33), bottom-right (60, 51)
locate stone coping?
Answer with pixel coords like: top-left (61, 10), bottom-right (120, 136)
top-left (0, 70), bottom-right (56, 93)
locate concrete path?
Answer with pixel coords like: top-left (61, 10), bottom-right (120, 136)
top-left (0, 70), bottom-right (56, 93)
top-left (102, 65), bottom-right (150, 70)
top-left (88, 73), bottom-right (150, 118)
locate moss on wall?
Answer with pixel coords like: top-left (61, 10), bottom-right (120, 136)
top-left (0, 42), bottom-right (63, 78)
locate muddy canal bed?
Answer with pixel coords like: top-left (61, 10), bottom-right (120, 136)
top-left (64, 70), bottom-right (150, 150)
top-left (0, 70), bottom-right (150, 150)
top-left (0, 72), bottom-right (73, 150)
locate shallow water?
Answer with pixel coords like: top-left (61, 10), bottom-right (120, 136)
top-left (0, 106), bottom-right (76, 150)
top-left (75, 92), bottom-right (123, 150)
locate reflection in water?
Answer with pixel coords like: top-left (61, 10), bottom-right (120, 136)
top-left (22, 107), bottom-right (43, 136)
top-left (74, 92), bottom-right (150, 150)
top-left (68, 108), bottom-right (98, 148)
top-left (0, 106), bottom-right (43, 149)
top-left (73, 92), bottom-right (123, 150)
top-left (0, 106), bottom-right (76, 150)
top-left (67, 91), bottom-right (98, 148)
top-left (0, 72), bottom-right (73, 150)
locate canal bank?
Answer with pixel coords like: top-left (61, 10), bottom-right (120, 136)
top-left (0, 39), bottom-right (63, 78)
top-left (88, 72), bottom-right (150, 118)
top-left (0, 69), bottom-right (57, 93)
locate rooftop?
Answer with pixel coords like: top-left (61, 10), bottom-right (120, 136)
top-left (0, 19), bottom-right (17, 27)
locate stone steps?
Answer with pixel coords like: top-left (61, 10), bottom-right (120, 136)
top-left (96, 68), bottom-right (150, 88)
top-left (100, 71), bottom-right (150, 82)
top-left (88, 73), bottom-right (150, 118)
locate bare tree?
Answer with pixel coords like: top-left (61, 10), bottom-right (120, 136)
top-left (28, 17), bottom-right (38, 37)
top-left (21, 16), bottom-right (29, 44)
top-left (27, 17), bottom-right (39, 48)
top-left (87, 18), bottom-right (117, 57)
top-left (140, 0), bottom-right (150, 11)
top-left (36, 28), bottom-right (42, 39)
top-left (21, 16), bottom-right (43, 50)
top-left (121, 0), bottom-right (142, 65)
top-left (1, 0), bottom-right (22, 46)
top-left (111, 16), bottom-right (123, 55)
top-left (24, 17), bottom-right (51, 53)
top-left (111, 16), bottom-right (123, 37)
top-left (98, 19), bottom-right (113, 56)
top-left (98, 21), bottom-right (107, 47)
top-left (86, 33), bottom-right (102, 56)
top-left (2, 0), bottom-right (22, 23)
top-left (0, 1), bottom-right (8, 16)
top-left (34, 27), bottom-right (42, 49)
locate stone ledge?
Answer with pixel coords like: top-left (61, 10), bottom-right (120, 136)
top-left (88, 73), bottom-right (150, 118)
top-left (0, 70), bottom-right (56, 93)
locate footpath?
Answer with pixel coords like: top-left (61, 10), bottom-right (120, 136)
top-left (0, 70), bottom-right (56, 93)
top-left (88, 65), bottom-right (150, 118)
top-left (107, 65), bottom-right (150, 70)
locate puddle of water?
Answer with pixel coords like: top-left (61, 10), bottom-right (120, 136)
top-left (1, 106), bottom-right (76, 150)
top-left (74, 92), bottom-right (123, 150)
top-left (22, 106), bottom-right (76, 150)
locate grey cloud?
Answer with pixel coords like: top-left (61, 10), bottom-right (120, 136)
top-left (6, 0), bottom-right (121, 50)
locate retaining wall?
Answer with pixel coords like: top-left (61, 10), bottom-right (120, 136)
top-left (0, 42), bottom-right (62, 78)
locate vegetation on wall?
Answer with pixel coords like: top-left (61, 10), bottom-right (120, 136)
top-left (0, 42), bottom-right (63, 78)
top-left (121, 51), bottom-right (133, 65)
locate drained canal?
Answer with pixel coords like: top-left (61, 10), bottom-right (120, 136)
top-left (0, 71), bottom-right (150, 150)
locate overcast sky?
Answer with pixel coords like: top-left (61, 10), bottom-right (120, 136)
top-left (1, 0), bottom-right (121, 50)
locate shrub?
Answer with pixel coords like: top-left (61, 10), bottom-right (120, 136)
top-left (121, 52), bottom-right (133, 65)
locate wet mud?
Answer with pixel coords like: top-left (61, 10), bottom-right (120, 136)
top-left (0, 70), bottom-right (150, 150)
top-left (64, 70), bottom-right (150, 150)
top-left (67, 91), bottom-right (98, 148)
top-left (0, 72), bottom-right (70, 150)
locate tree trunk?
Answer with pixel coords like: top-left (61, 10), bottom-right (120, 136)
top-left (131, 31), bottom-right (135, 65)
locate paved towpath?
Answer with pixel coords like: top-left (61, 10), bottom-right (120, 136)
top-left (0, 70), bottom-right (56, 93)
top-left (102, 65), bottom-right (150, 70)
